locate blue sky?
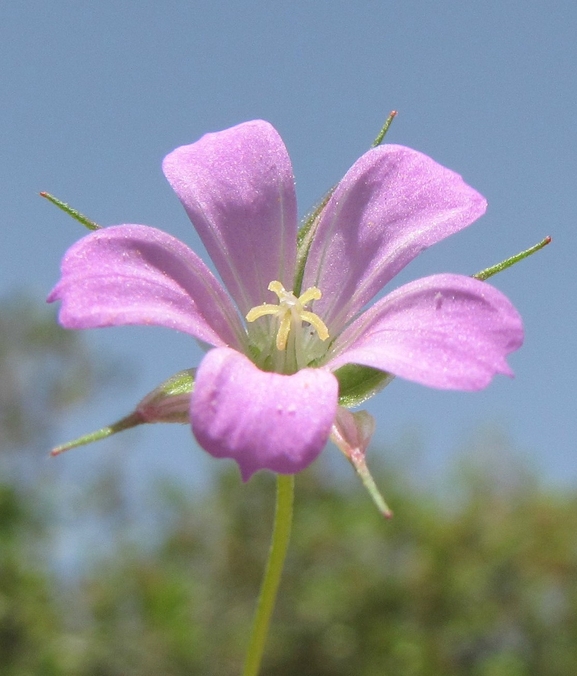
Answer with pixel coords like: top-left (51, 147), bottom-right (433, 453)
top-left (1, 1), bottom-right (575, 497)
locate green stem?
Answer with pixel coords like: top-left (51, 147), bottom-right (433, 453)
top-left (242, 474), bottom-right (294, 676)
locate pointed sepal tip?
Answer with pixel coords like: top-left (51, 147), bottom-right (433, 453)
top-left (50, 412), bottom-right (143, 456)
top-left (40, 192), bottom-right (102, 231)
top-left (473, 236), bottom-right (551, 281)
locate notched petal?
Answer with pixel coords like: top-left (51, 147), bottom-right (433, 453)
top-left (191, 348), bottom-right (339, 480)
top-left (329, 274), bottom-right (523, 391)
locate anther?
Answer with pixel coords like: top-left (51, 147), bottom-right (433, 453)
top-left (246, 281), bottom-right (329, 351)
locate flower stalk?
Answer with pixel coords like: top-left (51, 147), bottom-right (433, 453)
top-left (242, 474), bottom-right (294, 676)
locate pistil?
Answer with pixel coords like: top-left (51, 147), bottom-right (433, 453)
top-left (246, 281), bottom-right (329, 353)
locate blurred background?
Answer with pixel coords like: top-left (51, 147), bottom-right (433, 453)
top-left (1, 1), bottom-right (576, 673)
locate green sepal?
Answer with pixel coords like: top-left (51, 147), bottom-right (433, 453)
top-left (331, 408), bottom-right (392, 518)
top-left (371, 110), bottom-right (398, 148)
top-left (294, 187), bottom-right (335, 296)
top-left (334, 363), bottom-right (394, 408)
top-left (51, 368), bottom-right (195, 456)
top-left (473, 236), bottom-right (551, 281)
top-left (136, 368), bottom-right (195, 423)
top-left (348, 445), bottom-right (393, 519)
top-left (40, 192), bottom-right (101, 231)
top-left (51, 412), bottom-right (143, 456)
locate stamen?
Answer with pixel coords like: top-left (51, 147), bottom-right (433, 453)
top-left (245, 303), bottom-right (281, 323)
top-left (276, 312), bottom-right (292, 351)
top-left (300, 311), bottom-right (329, 342)
top-left (298, 287), bottom-right (322, 306)
top-left (245, 280), bottom-right (330, 352)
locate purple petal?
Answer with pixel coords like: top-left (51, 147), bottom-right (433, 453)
top-left (328, 274), bottom-right (523, 391)
top-left (191, 347), bottom-right (338, 480)
top-left (48, 225), bottom-right (245, 350)
top-left (163, 120), bottom-right (298, 315)
top-left (302, 145), bottom-right (487, 333)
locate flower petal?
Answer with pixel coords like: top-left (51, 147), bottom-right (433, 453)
top-left (48, 225), bottom-right (245, 350)
top-left (328, 274), bottom-right (523, 391)
top-left (163, 120), bottom-right (298, 315)
top-left (302, 145), bottom-right (487, 333)
top-left (191, 347), bottom-right (338, 480)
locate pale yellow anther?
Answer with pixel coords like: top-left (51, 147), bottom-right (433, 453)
top-left (300, 311), bottom-right (329, 342)
top-left (245, 280), bottom-right (330, 352)
top-left (297, 287), bottom-right (322, 305)
top-left (245, 303), bottom-right (281, 323)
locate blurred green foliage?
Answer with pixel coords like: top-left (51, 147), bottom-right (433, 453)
top-left (2, 294), bottom-right (577, 675)
top-left (0, 293), bottom-right (96, 452)
top-left (2, 459), bottom-right (577, 675)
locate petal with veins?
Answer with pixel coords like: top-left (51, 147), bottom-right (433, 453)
top-left (303, 145), bottom-right (487, 333)
top-left (163, 120), bottom-right (298, 315)
top-left (48, 225), bottom-right (245, 350)
top-left (328, 274), bottom-right (523, 391)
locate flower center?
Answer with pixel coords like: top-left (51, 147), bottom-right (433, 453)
top-left (246, 281), bottom-right (329, 353)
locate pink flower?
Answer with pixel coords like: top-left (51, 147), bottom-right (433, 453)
top-left (48, 120), bottom-right (523, 480)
